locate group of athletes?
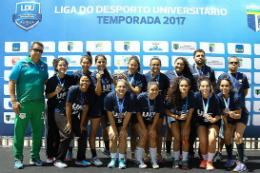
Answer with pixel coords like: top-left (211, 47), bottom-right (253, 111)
top-left (43, 48), bottom-right (249, 172)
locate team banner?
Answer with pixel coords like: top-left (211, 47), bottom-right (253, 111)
top-left (0, 0), bottom-right (260, 137)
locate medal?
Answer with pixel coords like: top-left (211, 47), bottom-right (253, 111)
top-left (202, 93), bottom-right (211, 119)
top-left (225, 108), bottom-right (230, 113)
top-left (147, 93), bottom-right (156, 117)
top-left (151, 72), bottom-right (160, 82)
top-left (118, 113), bottom-right (124, 118)
top-left (116, 95), bottom-right (125, 118)
top-left (57, 75), bottom-right (65, 89)
top-left (233, 87), bottom-right (237, 92)
top-left (182, 94), bottom-right (189, 115)
top-left (223, 95), bottom-right (230, 114)
top-left (99, 70), bottom-right (104, 74)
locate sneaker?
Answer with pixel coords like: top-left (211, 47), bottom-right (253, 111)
top-left (30, 158), bottom-right (44, 166)
top-left (143, 153), bottom-right (151, 162)
top-left (54, 161), bottom-right (68, 168)
top-left (130, 152), bottom-right (136, 161)
top-left (182, 160), bottom-right (189, 170)
top-left (233, 162), bottom-right (247, 172)
top-left (136, 160), bottom-right (147, 168)
top-left (173, 160), bottom-right (179, 169)
top-left (214, 152), bottom-right (223, 162)
top-left (165, 153), bottom-right (173, 162)
top-left (102, 147), bottom-right (111, 158)
top-left (200, 160), bottom-right (207, 168)
top-left (75, 160), bottom-right (91, 167)
top-left (224, 159), bottom-right (235, 168)
top-left (156, 154), bottom-right (164, 163)
top-left (66, 151), bottom-right (73, 161)
top-left (151, 161), bottom-right (159, 169)
top-left (119, 158), bottom-right (126, 169)
top-left (90, 156), bottom-right (103, 166)
top-left (236, 152), bottom-right (248, 162)
top-left (107, 158), bottom-right (117, 168)
top-left (14, 160), bottom-right (23, 169)
top-left (179, 159), bottom-right (183, 166)
top-left (206, 161), bottom-right (215, 171)
top-left (46, 158), bottom-right (54, 163)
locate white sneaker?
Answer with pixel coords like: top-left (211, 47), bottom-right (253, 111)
top-left (46, 158), bottom-right (54, 163)
top-left (152, 161), bottom-right (159, 169)
top-left (90, 156), bottom-right (103, 166)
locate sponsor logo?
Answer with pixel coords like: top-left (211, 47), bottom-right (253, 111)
top-left (8, 101), bottom-right (12, 108)
top-left (247, 6), bottom-right (260, 32)
top-left (5, 115), bottom-right (11, 121)
top-left (44, 46), bottom-right (50, 52)
top-left (209, 43), bottom-right (215, 52)
top-left (173, 44), bottom-right (195, 51)
top-left (12, 57), bottom-right (20, 65)
top-left (149, 43), bottom-right (163, 51)
top-left (235, 45), bottom-right (244, 53)
top-left (173, 44), bottom-right (179, 50)
top-left (206, 60), bottom-right (223, 66)
top-left (12, 43), bottom-right (20, 51)
top-left (256, 89), bottom-right (260, 95)
top-left (68, 42), bottom-right (73, 51)
top-left (95, 42), bottom-right (104, 51)
top-left (238, 58), bottom-right (243, 67)
top-left (124, 42), bottom-right (130, 51)
top-left (12, 2), bottom-right (42, 30)
top-left (65, 57), bottom-right (71, 64)
top-left (39, 64), bottom-right (45, 71)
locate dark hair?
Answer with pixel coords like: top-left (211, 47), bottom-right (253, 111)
top-left (147, 81), bottom-right (159, 90)
top-left (95, 54), bottom-right (113, 82)
top-left (52, 57), bottom-right (68, 72)
top-left (193, 49), bottom-right (205, 57)
top-left (81, 51), bottom-right (92, 64)
top-left (31, 42), bottom-right (44, 49)
top-left (114, 79), bottom-right (128, 87)
top-left (174, 57), bottom-right (192, 75)
top-left (128, 55), bottom-right (141, 73)
top-left (167, 76), bottom-right (191, 110)
top-left (78, 73), bottom-right (95, 104)
top-left (197, 76), bottom-right (212, 90)
top-left (150, 56), bottom-right (161, 66)
top-left (228, 56), bottom-right (239, 62)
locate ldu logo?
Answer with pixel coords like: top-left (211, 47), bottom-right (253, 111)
top-left (12, 2), bottom-right (42, 30)
top-left (235, 45), bottom-right (244, 53)
top-left (247, 6), bottom-right (260, 32)
top-left (173, 44), bottom-right (179, 50)
top-left (209, 44), bottom-right (215, 52)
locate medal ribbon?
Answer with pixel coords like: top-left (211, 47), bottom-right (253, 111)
top-left (57, 75), bottom-right (65, 86)
top-left (173, 70), bottom-right (183, 77)
top-left (147, 93), bottom-right (156, 117)
top-left (223, 95), bottom-right (230, 109)
top-left (228, 72), bottom-right (238, 89)
top-left (116, 95), bottom-right (126, 114)
top-left (182, 94), bottom-right (189, 114)
top-left (195, 64), bottom-right (205, 77)
top-left (128, 72), bottom-right (136, 85)
top-left (202, 93), bottom-right (211, 114)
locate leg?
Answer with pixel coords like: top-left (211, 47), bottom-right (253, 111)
top-left (134, 123), bottom-right (147, 168)
top-left (101, 114), bottom-right (109, 150)
top-left (147, 124), bottom-right (159, 168)
top-left (197, 125), bottom-right (208, 168)
top-left (207, 125), bottom-right (219, 161)
top-left (180, 122), bottom-right (190, 161)
top-left (156, 118), bottom-right (164, 162)
top-left (165, 117), bottom-right (173, 161)
top-left (224, 124), bottom-right (236, 167)
top-left (89, 118), bottom-right (101, 156)
top-left (188, 121), bottom-right (196, 157)
top-left (130, 123), bottom-right (137, 159)
top-left (169, 122), bottom-right (181, 161)
top-left (107, 126), bottom-right (118, 154)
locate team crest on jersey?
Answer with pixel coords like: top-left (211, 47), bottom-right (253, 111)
top-left (19, 113), bottom-right (26, 119)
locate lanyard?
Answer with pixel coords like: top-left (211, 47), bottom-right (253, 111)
top-left (57, 75), bottom-right (65, 86)
top-left (229, 72), bottom-right (238, 88)
top-left (173, 70), bottom-right (183, 77)
top-left (182, 94), bottom-right (189, 114)
top-left (223, 95), bottom-right (230, 109)
top-left (202, 93), bottom-right (211, 114)
top-left (151, 72), bottom-right (160, 82)
top-left (128, 72), bottom-right (136, 85)
top-left (195, 65), bottom-right (205, 77)
top-left (147, 93), bottom-right (156, 117)
top-left (116, 95), bottom-right (125, 113)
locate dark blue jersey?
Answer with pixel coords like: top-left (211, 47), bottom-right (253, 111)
top-left (90, 70), bottom-right (113, 109)
top-left (216, 72), bottom-right (249, 104)
top-left (45, 74), bottom-right (73, 108)
top-left (194, 91), bottom-right (222, 122)
top-left (165, 91), bottom-right (196, 115)
top-left (104, 91), bottom-right (136, 120)
top-left (164, 70), bottom-right (195, 91)
top-left (55, 85), bottom-right (89, 116)
top-left (136, 92), bottom-right (165, 119)
top-left (71, 70), bottom-right (92, 85)
top-left (123, 71), bottom-right (144, 90)
top-left (143, 71), bottom-right (169, 94)
top-left (189, 64), bottom-right (216, 91)
top-left (218, 91), bottom-right (249, 118)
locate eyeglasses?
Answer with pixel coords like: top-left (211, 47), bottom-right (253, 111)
top-left (32, 49), bottom-right (43, 54)
top-left (229, 62), bottom-right (239, 65)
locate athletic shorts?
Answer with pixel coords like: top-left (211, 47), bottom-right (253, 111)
top-left (167, 116), bottom-right (186, 124)
top-left (87, 104), bottom-right (106, 119)
top-left (104, 115), bottom-right (124, 127)
top-left (228, 115), bottom-right (248, 125)
top-left (196, 119), bottom-right (221, 128)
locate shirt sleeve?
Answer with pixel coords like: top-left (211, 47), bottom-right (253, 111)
top-left (134, 74), bottom-right (144, 88)
top-left (104, 94), bottom-right (114, 112)
top-left (90, 74), bottom-right (98, 87)
top-left (9, 61), bottom-right (22, 81)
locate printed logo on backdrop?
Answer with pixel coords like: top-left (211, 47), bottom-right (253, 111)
top-left (12, 57), bottom-right (20, 65)
top-left (247, 6), bottom-right (260, 32)
top-left (235, 45), bottom-right (244, 53)
top-left (114, 41), bottom-right (140, 52)
top-left (227, 43), bottom-right (252, 55)
top-left (58, 56), bottom-right (81, 66)
top-left (124, 42), bottom-right (130, 51)
top-left (86, 41), bottom-right (112, 52)
top-left (58, 41), bottom-right (83, 52)
top-left (4, 112), bottom-right (15, 124)
top-left (12, 2), bottom-right (42, 30)
top-left (114, 55), bottom-right (140, 67)
top-left (254, 87), bottom-right (260, 98)
top-left (199, 42), bottom-right (225, 54)
top-left (209, 43), bottom-right (215, 52)
top-left (172, 42), bottom-right (196, 53)
top-left (204, 57), bottom-right (225, 68)
top-left (143, 41), bottom-right (169, 52)
top-left (12, 43), bottom-right (20, 51)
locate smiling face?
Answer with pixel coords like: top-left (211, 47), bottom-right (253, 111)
top-left (57, 60), bottom-right (68, 74)
top-left (115, 81), bottom-right (127, 96)
top-left (81, 58), bottom-right (92, 72)
top-left (150, 59), bottom-right (161, 74)
top-left (128, 59), bottom-right (138, 74)
top-left (174, 59), bottom-right (185, 73)
top-left (29, 43), bottom-right (43, 62)
top-left (95, 56), bottom-right (107, 71)
top-left (179, 80), bottom-right (190, 94)
top-left (79, 76), bottom-right (91, 91)
top-left (199, 80), bottom-right (211, 96)
top-left (220, 80), bottom-right (231, 95)
top-left (148, 84), bottom-right (159, 99)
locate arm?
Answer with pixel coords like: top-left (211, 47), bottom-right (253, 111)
top-left (45, 80), bottom-right (48, 85)
top-left (80, 105), bottom-right (90, 132)
top-left (183, 108), bottom-right (194, 129)
top-left (244, 89), bottom-right (248, 97)
top-left (165, 109), bottom-right (179, 120)
top-left (9, 80), bottom-right (22, 114)
top-left (121, 112), bottom-right (132, 130)
top-left (95, 73), bottom-right (102, 96)
top-left (127, 84), bottom-right (142, 96)
top-left (46, 86), bottom-right (62, 99)
top-left (229, 108), bottom-right (242, 119)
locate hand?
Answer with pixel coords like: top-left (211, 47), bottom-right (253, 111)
top-left (119, 129), bottom-right (128, 140)
top-left (64, 123), bottom-right (72, 133)
top-left (80, 124), bottom-right (87, 133)
top-left (109, 128), bottom-right (118, 140)
top-left (55, 85), bottom-right (62, 94)
top-left (207, 115), bottom-right (215, 123)
top-left (233, 113), bottom-right (241, 120)
top-left (179, 114), bottom-right (187, 120)
top-left (140, 128), bottom-right (148, 140)
top-left (224, 127), bottom-right (231, 139)
top-left (181, 129), bottom-right (189, 141)
top-left (113, 73), bottom-right (118, 81)
top-left (12, 101), bottom-right (22, 115)
top-left (121, 73), bottom-right (127, 80)
top-left (229, 111), bottom-right (235, 119)
top-left (149, 129), bottom-right (157, 139)
top-left (96, 73), bottom-right (102, 81)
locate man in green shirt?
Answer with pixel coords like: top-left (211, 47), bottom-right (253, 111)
top-left (9, 42), bottom-right (48, 169)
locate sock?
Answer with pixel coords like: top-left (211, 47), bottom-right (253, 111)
top-left (166, 141), bottom-right (171, 154)
top-left (226, 144), bottom-right (233, 159)
top-left (149, 147), bottom-right (157, 163)
top-left (91, 149), bottom-right (97, 158)
top-left (119, 153), bottom-right (125, 160)
top-left (136, 147), bottom-right (144, 163)
top-left (69, 140), bottom-right (74, 147)
top-left (236, 143), bottom-right (245, 163)
top-left (105, 141), bottom-right (110, 151)
top-left (207, 152), bottom-right (214, 162)
top-left (110, 153), bottom-right (116, 159)
top-left (174, 150), bottom-right (180, 160)
top-left (202, 154), bottom-right (208, 161)
top-left (182, 151), bottom-right (188, 161)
